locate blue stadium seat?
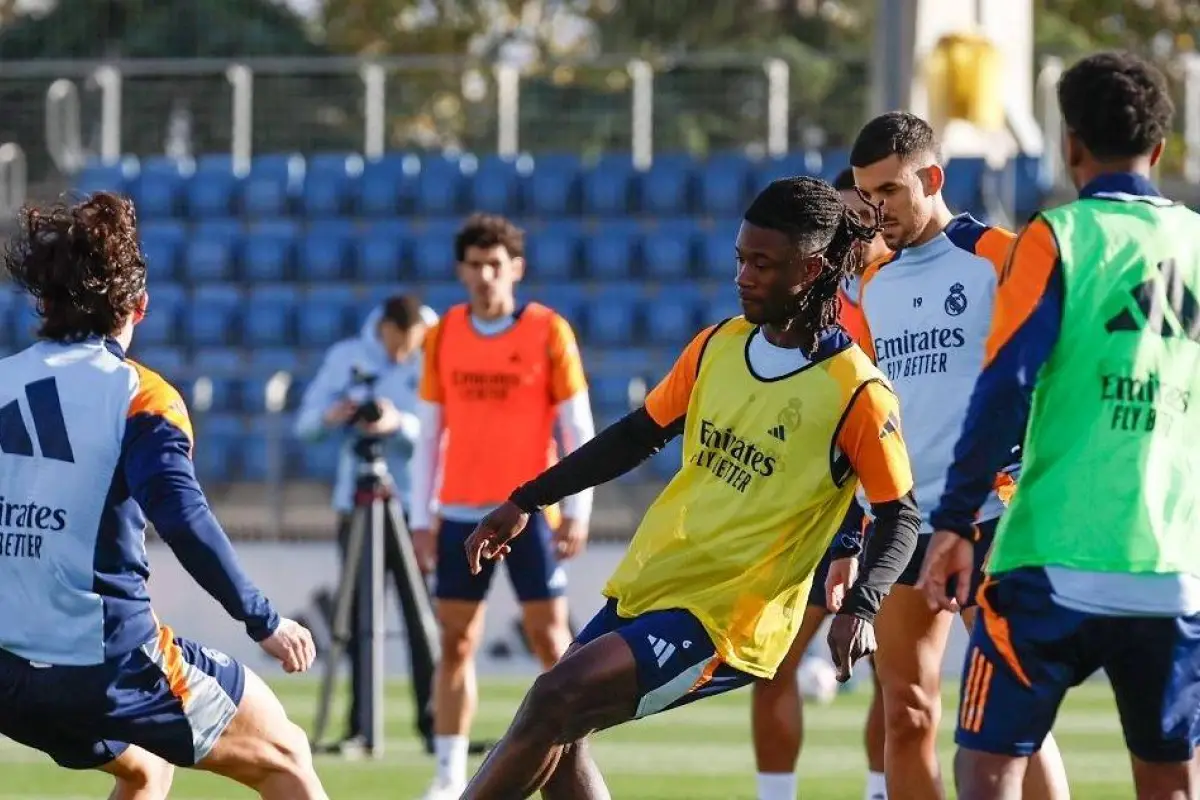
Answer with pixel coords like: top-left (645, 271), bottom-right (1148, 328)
top-left (242, 427), bottom-right (293, 481)
top-left (138, 283), bottom-right (186, 347)
top-left (140, 221), bottom-right (186, 283)
top-left (240, 174), bottom-right (291, 218)
top-left (356, 221), bottom-right (408, 283)
top-left (299, 220), bottom-right (355, 282)
top-left (301, 436), bottom-right (341, 481)
top-left (943, 157), bottom-right (986, 213)
top-left (699, 219), bottom-right (740, 280)
top-left (131, 169), bottom-right (183, 219)
top-left (525, 153), bottom-right (580, 216)
top-left (244, 285), bottom-right (299, 348)
top-left (416, 156), bottom-right (465, 215)
top-left (525, 225), bottom-right (580, 282)
top-left (195, 375), bottom-right (242, 413)
top-left (701, 289), bottom-right (742, 323)
top-left (193, 414), bottom-right (243, 481)
top-left (470, 155), bottom-right (525, 214)
top-left (182, 220), bottom-right (241, 282)
top-left (642, 219), bottom-right (697, 281)
top-left (185, 285), bottom-right (243, 347)
top-left (645, 285), bottom-right (700, 346)
top-left (186, 169), bottom-right (239, 219)
top-left (589, 372), bottom-right (634, 417)
top-left (1012, 154), bottom-right (1047, 219)
top-left (191, 348), bottom-right (245, 376)
top-left (583, 284), bottom-right (640, 346)
top-left (524, 282), bottom-right (585, 332)
top-left (419, 283), bottom-right (462, 317)
top-left (241, 220), bottom-right (298, 282)
top-left (75, 162), bottom-right (131, 196)
top-left (358, 154), bottom-right (417, 216)
top-left (698, 152), bottom-right (751, 217)
top-left (582, 156), bottom-right (633, 216)
top-left (250, 153), bottom-right (302, 182)
top-left (297, 286), bottom-right (357, 348)
top-left (248, 347), bottom-right (304, 376)
top-left (130, 346), bottom-right (186, 377)
top-left (411, 225), bottom-right (456, 282)
top-left (302, 153), bottom-right (361, 217)
top-left (639, 156), bottom-right (694, 216)
top-left (753, 153), bottom-right (812, 192)
top-left (583, 221), bottom-right (639, 280)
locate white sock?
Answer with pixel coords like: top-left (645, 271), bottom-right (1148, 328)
top-left (756, 771), bottom-right (797, 800)
top-left (434, 735), bottom-right (469, 786)
top-left (864, 770), bottom-right (888, 800)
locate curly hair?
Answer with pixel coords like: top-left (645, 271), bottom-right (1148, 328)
top-left (1058, 51), bottom-right (1174, 161)
top-left (453, 212), bottom-right (525, 261)
top-left (744, 176), bottom-right (882, 354)
top-left (4, 191), bottom-right (146, 343)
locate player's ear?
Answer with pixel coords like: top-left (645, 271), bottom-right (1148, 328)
top-left (1063, 128), bottom-right (1083, 170)
top-left (131, 291), bottom-right (148, 325)
top-left (1149, 138), bottom-right (1166, 168)
top-left (511, 256), bottom-right (526, 282)
top-left (919, 163), bottom-right (945, 197)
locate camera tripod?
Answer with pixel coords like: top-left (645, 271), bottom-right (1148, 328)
top-left (310, 437), bottom-right (439, 757)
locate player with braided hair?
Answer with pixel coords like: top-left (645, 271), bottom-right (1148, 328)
top-left (453, 176), bottom-right (922, 799)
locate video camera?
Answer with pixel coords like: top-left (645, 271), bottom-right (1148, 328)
top-left (347, 367), bottom-right (386, 462)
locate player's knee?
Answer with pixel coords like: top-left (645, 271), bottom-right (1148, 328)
top-left (116, 757), bottom-right (174, 796)
top-left (882, 681), bottom-right (939, 742)
top-left (255, 720), bottom-right (317, 782)
top-left (523, 665), bottom-right (587, 743)
top-left (439, 626), bottom-right (480, 667)
top-left (754, 668), bottom-right (798, 700)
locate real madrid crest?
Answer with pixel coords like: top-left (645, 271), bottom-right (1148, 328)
top-left (944, 282), bottom-right (968, 316)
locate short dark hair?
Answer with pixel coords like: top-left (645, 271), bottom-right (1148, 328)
top-left (1058, 51), bottom-right (1174, 161)
top-left (379, 293), bottom-right (424, 331)
top-left (850, 111), bottom-right (940, 168)
top-left (454, 213), bottom-right (524, 261)
top-left (832, 167), bottom-right (856, 191)
top-left (5, 191), bottom-right (146, 342)
top-left (744, 176), bottom-right (880, 354)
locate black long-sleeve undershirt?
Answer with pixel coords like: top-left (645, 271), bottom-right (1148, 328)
top-left (836, 493), bottom-right (921, 622)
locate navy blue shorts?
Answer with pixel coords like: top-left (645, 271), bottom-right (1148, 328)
top-left (0, 630), bottom-right (245, 769)
top-left (435, 513), bottom-right (565, 603)
top-left (957, 568), bottom-right (1200, 762)
top-left (897, 517), bottom-right (998, 609)
top-left (574, 598), bottom-right (756, 719)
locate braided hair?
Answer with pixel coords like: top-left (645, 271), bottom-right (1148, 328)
top-left (743, 176), bottom-right (882, 354)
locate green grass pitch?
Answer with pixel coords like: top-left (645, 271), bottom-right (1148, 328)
top-left (0, 676), bottom-right (1135, 798)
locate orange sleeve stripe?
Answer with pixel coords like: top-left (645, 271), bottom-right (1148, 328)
top-left (975, 226), bottom-right (1017, 277)
top-left (547, 313), bottom-right (587, 403)
top-left (835, 380), bottom-right (914, 504)
top-left (128, 361), bottom-right (193, 445)
top-left (855, 257), bottom-right (890, 361)
top-left (644, 324), bottom-right (719, 427)
top-left (418, 319), bottom-right (445, 403)
top-left (838, 289), bottom-right (870, 346)
top-left (984, 219), bottom-right (1059, 367)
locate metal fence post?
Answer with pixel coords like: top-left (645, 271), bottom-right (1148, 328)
top-left (628, 58), bottom-right (653, 170)
top-left (764, 58), bottom-right (790, 157)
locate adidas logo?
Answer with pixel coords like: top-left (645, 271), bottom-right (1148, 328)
top-left (880, 411), bottom-right (900, 439)
top-left (646, 634), bottom-right (676, 667)
top-left (768, 424), bottom-right (786, 441)
top-left (1106, 258), bottom-right (1200, 343)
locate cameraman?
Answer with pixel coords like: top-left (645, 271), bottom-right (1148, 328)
top-left (294, 292), bottom-right (437, 752)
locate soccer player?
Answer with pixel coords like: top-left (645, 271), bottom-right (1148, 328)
top-left (410, 212), bottom-right (595, 799)
top-left (0, 192), bottom-right (326, 800)
top-left (457, 176), bottom-right (922, 800)
top-left (748, 166), bottom-right (893, 800)
top-left (919, 51), bottom-right (1200, 800)
top-left (849, 112), bottom-right (1069, 799)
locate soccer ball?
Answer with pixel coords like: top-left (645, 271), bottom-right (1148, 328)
top-left (797, 656), bottom-right (839, 704)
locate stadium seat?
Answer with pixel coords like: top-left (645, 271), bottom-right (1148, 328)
top-left (470, 155), bottom-right (525, 215)
top-left (185, 285), bottom-right (243, 347)
top-left (356, 221), bottom-right (408, 283)
top-left (702, 289), bottom-right (742, 323)
top-left (137, 283), bottom-right (186, 347)
top-left (642, 219), bottom-right (697, 281)
top-left (192, 414), bottom-right (243, 481)
top-left (418, 283), bottom-right (463, 317)
top-left (131, 169), bottom-right (183, 219)
top-left (240, 174), bottom-right (291, 218)
top-left (301, 436), bottom-right (341, 481)
top-left (699, 219), bottom-right (740, 280)
top-left (638, 156), bottom-right (694, 216)
top-left (524, 153), bottom-right (580, 216)
top-left (698, 152), bottom-right (752, 217)
top-left (583, 284), bottom-right (640, 347)
top-left (416, 155), bottom-right (465, 215)
top-left (75, 162), bottom-right (131, 196)
top-left (583, 221), bottom-right (639, 280)
top-left (242, 423), bottom-right (295, 481)
top-left (130, 346), bottom-right (186, 377)
top-left (182, 220), bottom-right (241, 282)
top-left (244, 285), bottom-right (299, 348)
top-left (297, 286), bottom-right (357, 348)
top-left (753, 153), bottom-right (812, 193)
top-left (358, 154), bottom-right (417, 216)
top-left (302, 153), bottom-right (361, 217)
top-left (589, 372), bottom-right (634, 417)
top-left (944, 157), bottom-right (986, 214)
top-left (525, 225), bottom-right (580, 282)
top-left (411, 225), bottom-right (457, 282)
top-left (140, 221), bottom-right (186, 283)
top-left (524, 282), bottom-right (585, 332)
top-left (299, 219), bottom-right (355, 282)
top-left (191, 348), bottom-right (246, 376)
top-left (645, 286), bottom-right (700, 346)
top-left (186, 170), bottom-right (239, 219)
top-left (241, 219), bottom-right (298, 283)
top-left (248, 347), bottom-right (304, 376)
top-left (582, 155), bottom-right (633, 216)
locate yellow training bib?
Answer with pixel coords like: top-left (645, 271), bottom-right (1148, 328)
top-left (603, 319), bottom-right (888, 678)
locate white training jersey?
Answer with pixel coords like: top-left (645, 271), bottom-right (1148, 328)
top-left (857, 214), bottom-right (1016, 533)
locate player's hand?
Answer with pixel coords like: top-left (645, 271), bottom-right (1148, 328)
top-left (825, 555), bottom-right (859, 613)
top-left (465, 501), bottom-right (530, 575)
top-left (412, 527), bottom-right (437, 574)
top-left (323, 399), bottom-right (357, 427)
top-left (259, 617), bottom-right (317, 674)
top-left (916, 530), bottom-right (975, 613)
top-left (552, 517), bottom-right (588, 560)
top-left (826, 614), bottom-right (876, 683)
top-left (357, 398), bottom-right (406, 436)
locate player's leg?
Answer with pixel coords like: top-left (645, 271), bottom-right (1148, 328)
top-left (429, 518), bottom-right (497, 797)
top-left (98, 745), bottom-right (176, 800)
top-left (953, 570), bottom-right (1089, 800)
top-left (508, 513), bottom-right (573, 669)
top-left (959, 521), bottom-right (1071, 800)
top-left (1102, 613), bottom-right (1200, 800)
top-left (750, 582), bottom-right (829, 800)
top-left (873, 536), bottom-right (955, 799)
top-left (464, 599), bottom-right (755, 800)
top-left (864, 660), bottom-right (887, 800)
